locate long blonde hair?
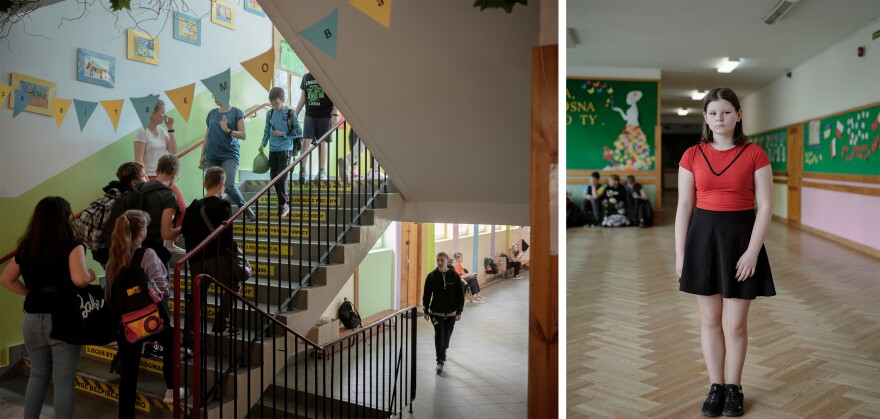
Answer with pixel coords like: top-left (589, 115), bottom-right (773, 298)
top-left (106, 210), bottom-right (150, 284)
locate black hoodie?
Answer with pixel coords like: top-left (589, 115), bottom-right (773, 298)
top-left (422, 267), bottom-right (464, 316)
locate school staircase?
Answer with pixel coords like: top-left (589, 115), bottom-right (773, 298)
top-left (23, 121), bottom-right (417, 418)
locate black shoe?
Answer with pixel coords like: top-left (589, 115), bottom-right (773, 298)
top-left (211, 323), bottom-right (240, 336)
top-left (722, 384), bottom-right (744, 417)
top-left (700, 383), bottom-right (725, 416)
top-left (143, 342), bottom-right (163, 359)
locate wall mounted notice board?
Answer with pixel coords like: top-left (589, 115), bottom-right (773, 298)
top-left (750, 128), bottom-right (788, 173)
top-left (566, 78), bottom-right (659, 171)
top-left (803, 103), bottom-right (880, 176)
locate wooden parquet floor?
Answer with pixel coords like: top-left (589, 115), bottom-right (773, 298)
top-left (566, 194), bottom-right (880, 418)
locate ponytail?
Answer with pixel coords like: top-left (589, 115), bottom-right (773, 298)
top-left (106, 210), bottom-right (150, 285)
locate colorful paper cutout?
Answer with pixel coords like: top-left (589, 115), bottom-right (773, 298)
top-left (300, 9), bottom-right (338, 58)
top-left (130, 95), bottom-right (160, 130)
top-left (0, 83), bottom-right (11, 107)
top-left (12, 89), bottom-right (28, 117)
top-left (201, 69), bottom-right (232, 109)
top-left (73, 99), bottom-right (99, 131)
top-left (349, 0), bottom-right (392, 28)
top-left (241, 48), bottom-right (275, 92)
top-left (101, 99), bottom-right (125, 131)
top-left (165, 83), bottom-right (196, 122)
top-left (49, 98), bottom-right (72, 128)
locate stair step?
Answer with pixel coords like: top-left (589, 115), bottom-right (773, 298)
top-left (239, 179), bottom-right (383, 193)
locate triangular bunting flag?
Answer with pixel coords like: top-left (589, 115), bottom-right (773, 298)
top-left (49, 98), bottom-right (72, 128)
top-left (0, 83), bottom-right (11, 108)
top-left (201, 69), bottom-right (232, 109)
top-left (12, 89), bottom-right (29, 117)
top-left (300, 9), bottom-right (338, 59)
top-left (130, 95), bottom-right (160, 130)
top-left (101, 99), bottom-right (125, 131)
top-left (349, 0), bottom-right (392, 28)
top-left (165, 83), bottom-right (195, 122)
top-left (241, 48), bottom-right (275, 92)
top-left (73, 99), bottom-right (99, 131)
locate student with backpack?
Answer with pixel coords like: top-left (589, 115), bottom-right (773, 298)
top-left (181, 167), bottom-right (241, 335)
top-left (73, 161), bottom-right (148, 266)
top-left (0, 197), bottom-right (97, 419)
top-left (422, 252), bottom-right (464, 374)
top-left (106, 210), bottom-right (184, 415)
top-left (259, 87), bottom-right (303, 218)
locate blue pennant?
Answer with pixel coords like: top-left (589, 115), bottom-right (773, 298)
top-left (12, 89), bottom-right (28, 117)
top-left (201, 69), bottom-right (232, 109)
top-left (130, 95), bottom-right (160, 130)
top-left (300, 9), bottom-right (338, 59)
top-left (73, 99), bottom-right (99, 131)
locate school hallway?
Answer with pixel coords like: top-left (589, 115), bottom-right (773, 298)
top-left (402, 274), bottom-right (529, 419)
top-left (566, 192), bottom-right (880, 418)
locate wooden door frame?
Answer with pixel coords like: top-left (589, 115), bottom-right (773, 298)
top-left (787, 125), bottom-right (803, 228)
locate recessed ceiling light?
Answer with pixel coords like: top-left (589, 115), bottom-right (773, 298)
top-left (691, 91), bottom-right (707, 100)
top-left (678, 108), bottom-right (689, 116)
top-left (764, 0), bottom-right (799, 25)
top-left (717, 58), bottom-right (741, 73)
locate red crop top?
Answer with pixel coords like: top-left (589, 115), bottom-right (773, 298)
top-left (679, 142), bottom-right (771, 211)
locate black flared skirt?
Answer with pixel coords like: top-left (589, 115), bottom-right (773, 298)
top-left (679, 208), bottom-right (776, 299)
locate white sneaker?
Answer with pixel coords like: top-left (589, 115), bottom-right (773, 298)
top-left (314, 169), bottom-right (328, 180)
top-left (164, 387), bottom-right (187, 403)
top-left (435, 361), bottom-right (444, 374)
top-left (165, 243), bottom-right (186, 255)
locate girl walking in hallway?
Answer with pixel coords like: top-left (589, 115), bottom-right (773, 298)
top-left (675, 87), bottom-right (776, 417)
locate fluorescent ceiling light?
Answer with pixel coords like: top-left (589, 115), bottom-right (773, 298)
top-left (678, 108), bottom-right (689, 116)
top-left (691, 91), bottom-right (707, 100)
top-left (717, 58), bottom-right (741, 73)
top-left (567, 28), bottom-right (579, 48)
top-left (764, 0), bottom-right (799, 25)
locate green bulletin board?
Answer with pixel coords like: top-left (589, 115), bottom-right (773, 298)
top-left (803, 104), bottom-right (880, 176)
top-left (280, 38), bottom-right (306, 75)
top-left (566, 78), bottom-right (659, 171)
top-left (749, 128), bottom-right (787, 172)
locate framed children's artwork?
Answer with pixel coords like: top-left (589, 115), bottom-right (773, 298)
top-left (127, 29), bottom-right (159, 65)
top-left (211, 0), bottom-right (236, 29)
top-left (244, 0), bottom-right (265, 17)
top-left (76, 48), bottom-right (115, 88)
top-left (172, 12), bottom-right (201, 46)
top-left (8, 72), bottom-right (56, 116)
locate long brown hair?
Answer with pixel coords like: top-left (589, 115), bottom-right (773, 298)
top-left (106, 210), bottom-right (150, 284)
top-left (16, 196), bottom-right (76, 263)
top-left (700, 87), bottom-right (748, 145)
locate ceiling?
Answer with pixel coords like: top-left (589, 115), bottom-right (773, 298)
top-left (567, 0), bottom-right (880, 124)
top-left (260, 0), bottom-right (541, 225)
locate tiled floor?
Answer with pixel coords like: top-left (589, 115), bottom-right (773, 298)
top-left (0, 273), bottom-right (528, 418)
top-left (402, 273), bottom-right (529, 419)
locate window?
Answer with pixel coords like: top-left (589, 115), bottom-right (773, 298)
top-left (434, 223), bottom-right (449, 240)
top-left (478, 224), bottom-right (490, 234)
top-left (457, 224), bottom-right (471, 236)
top-left (495, 225), bottom-right (507, 232)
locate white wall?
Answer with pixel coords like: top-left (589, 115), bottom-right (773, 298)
top-left (0, 1), bottom-right (273, 197)
top-left (742, 19), bottom-right (880, 132)
top-left (567, 67), bottom-right (661, 80)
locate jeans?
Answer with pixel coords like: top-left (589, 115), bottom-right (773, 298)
top-left (22, 312), bottom-right (80, 419)
top-left (508, 261), bottom-right (522, 276)
top-left (117, 324), bottom-right (174, 419)
top-left (205, 158), bottom-right (246, 207)
top-left (582, 198), bottom-right (602, 225)
top-left (462, 276), bottom-right (480, 295)
top-left (430, 315), bottom-right (457, 362)
top-left (268, 151), bottom-right (292, 207)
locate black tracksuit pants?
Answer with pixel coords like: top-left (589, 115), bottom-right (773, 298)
top-left (430, 315), bottom-right (456, 362)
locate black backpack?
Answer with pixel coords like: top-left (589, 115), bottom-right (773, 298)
top-left (338, 297), bottom-right (362, 329)
top-left (483, 257), bottom-right (498, 274)
top-left (104, 182), bottom-right (171, 254)
top-left (110, 249), bottom-right (157, 318)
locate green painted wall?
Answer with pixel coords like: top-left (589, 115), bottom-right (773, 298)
top-left (421, 224), bottom-right (435, 282)
top-left (0, 70), bottom-right (269, 365)
top-left (773, 183), bottom-right (788, 220)
top-left (357, 249), bottom-right (395, 318)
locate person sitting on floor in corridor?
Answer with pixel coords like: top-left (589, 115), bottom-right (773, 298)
top-left (453, 252), bottom-right (485, 303)
top-left (601, 174), bottom-right (630, 227)
top-left (581, 171), bottom-right (605, 226)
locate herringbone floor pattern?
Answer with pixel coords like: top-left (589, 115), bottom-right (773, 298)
top-left (567, 195), bottom-right (880, 418)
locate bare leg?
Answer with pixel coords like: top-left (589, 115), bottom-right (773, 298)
top-left (722, 298), bottom-right (751, 385)
top-left (319, 142), bottom-right (328, 171)
top-left (697, 294), bottom-right (725, 384)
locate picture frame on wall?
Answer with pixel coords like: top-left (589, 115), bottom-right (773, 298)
top-left (8, 72), bottom-right (56, 116)
top-left (211, 0), bottom-right (236, 29)
top-left (244, 0), bottom-right (265, 17)
top-left (172, 12), bottom-right (201, 46)
top-left (76, 48), bottom-right (115, 88)
top-left (127, 29), bottom-right (159, 65)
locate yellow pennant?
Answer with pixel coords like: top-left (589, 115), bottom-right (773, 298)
top-left (164, 83), bottom-right (196, 122)
top-left (240, 47), bottom-right (275, 92)
top-left (49, 98), bottom-right (72, 129)
top-left (349, 0), bottom-right (392, 28)
top-left (0, 82), bottom-right (11, 109)
top-left (100, 99), bottom-right (124, 131)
